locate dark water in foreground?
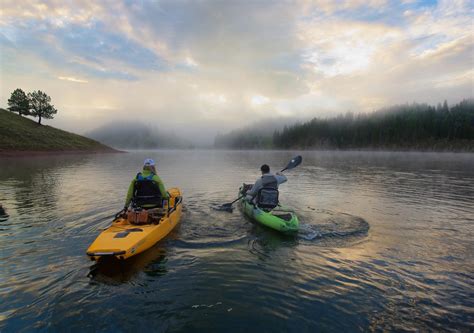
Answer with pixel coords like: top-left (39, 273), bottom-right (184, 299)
top-left (0, 150), bottom-right (473, 332)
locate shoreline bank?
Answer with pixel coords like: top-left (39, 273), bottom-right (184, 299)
top-left (0, 148), bottom-right (124, 157)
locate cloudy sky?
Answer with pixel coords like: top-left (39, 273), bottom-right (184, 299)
top-left (1, 0), bottom-right (472, 141)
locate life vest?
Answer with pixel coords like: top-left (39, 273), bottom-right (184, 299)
top-left (256, 174), bottom-right (279, 209)
top-left (132, 172), bottom-right (162, 208)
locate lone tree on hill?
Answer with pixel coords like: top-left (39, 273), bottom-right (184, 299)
top-left (7, 88), bottom-right (30, 116)
top-left (28, 90), bottom-right (58, 125)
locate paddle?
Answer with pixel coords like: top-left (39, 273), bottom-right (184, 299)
top-left (280, 155), bottom-right (302, 172)
top-left (215, 155), bottom-right (302, 212)
top-left (114, 209), bottom-right (127, 220)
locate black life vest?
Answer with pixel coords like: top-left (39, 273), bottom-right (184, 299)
top-left (256, 174), bottom-right (279, 209)
top-left (132, 173), bottom-right (162, 208)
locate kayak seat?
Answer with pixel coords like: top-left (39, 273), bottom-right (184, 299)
top-left (257, 188), bottom-right (279, 210)
top-left (132, 174), bottom-right (163, 209)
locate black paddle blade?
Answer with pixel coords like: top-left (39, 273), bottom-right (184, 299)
top-left (281, 155), bottom-right (302, 172)
top-left (211, 203), bottom-right (234, 212)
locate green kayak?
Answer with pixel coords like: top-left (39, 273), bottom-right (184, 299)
top-left (239, 184), bottom-right (299, 233)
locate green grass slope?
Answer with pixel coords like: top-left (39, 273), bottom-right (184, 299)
top-left (0, 109), bottom-right (116, 152)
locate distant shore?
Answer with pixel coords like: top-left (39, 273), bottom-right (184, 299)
top-left (4, 147), bottom-right (467, 154)
top-left (213, 142), bottom-right (474, 152)
top-left (211, 143), bottom-right (474, 153)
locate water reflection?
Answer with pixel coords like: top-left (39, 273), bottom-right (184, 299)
top-left (1, 151), bottom-right (473, 332)
top-left (247, 223), bottom-right (299, 259)
top-left (88, 245), bottom-right (168, 283)
top-left (0, 155), bottom-right (92, 220)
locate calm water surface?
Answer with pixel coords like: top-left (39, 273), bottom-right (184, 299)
top-left (0, 150), bottom-right (473, 332)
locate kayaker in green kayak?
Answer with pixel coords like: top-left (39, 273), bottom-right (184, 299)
top-left (245, 164), bottom-right (287, 209)
top-left (124, 158), bottom-right (169, 210)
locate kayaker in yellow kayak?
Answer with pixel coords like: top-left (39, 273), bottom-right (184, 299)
top-left (245, 164), bottom-right (287, 209)
top-left (124, 158), bottom-right (169, 210)
top-left (87, 158), bottom-right (183, 261)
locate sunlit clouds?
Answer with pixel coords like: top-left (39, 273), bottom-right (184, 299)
top-left (299, 21), bottom-right (400, 77)
top-left (57, 76), bottom-right (88, 83)
top-left (251, 95), bottom-right (270, 107)
top-left (0, 0), bottom-right (472, 142)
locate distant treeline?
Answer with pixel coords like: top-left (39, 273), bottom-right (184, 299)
top-left (214, 129), bottom-right (273, 149)
top-left (214, 99), bottom-right (474, 151)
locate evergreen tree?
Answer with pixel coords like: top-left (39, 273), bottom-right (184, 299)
top-left (214, 99), bottom-right (474, 150)
top-left (443, 100), bottom-right (449, 112)
top-left (7, 88), bottom-right (30, 116)
top-left (28, 90), bottom-right (58, 125)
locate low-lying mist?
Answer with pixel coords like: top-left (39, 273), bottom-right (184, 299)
top-left (86, 122), bottom-right (195, 149)
top-left (85, 116), bottom-right (303, 149)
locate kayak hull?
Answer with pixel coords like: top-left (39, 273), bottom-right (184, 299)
top-left (239, 186), bottom-right (299, 233)
top-left (87, 188), bottom-right (182, 261)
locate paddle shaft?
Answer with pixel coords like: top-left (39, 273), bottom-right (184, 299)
top-left (226, 195), bottom-right (244, 207)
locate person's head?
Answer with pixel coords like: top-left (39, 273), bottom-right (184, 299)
top-left (143, 158), bottom-right (157, 173)
top-left (260, 164), bottom-right (270, 174)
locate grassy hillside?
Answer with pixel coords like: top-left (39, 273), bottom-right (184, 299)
top-left (0, 109), bottom-right (116, 153)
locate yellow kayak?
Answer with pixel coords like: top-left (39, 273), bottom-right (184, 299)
top-left (87, 188), bottom-right (182, 261)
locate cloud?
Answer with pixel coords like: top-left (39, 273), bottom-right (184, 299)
top-left (298, 20), bottom-right (401, 77)
top-left (57, 76), bottom-right (88, 83)
top-left (0, 0), bottom-right (472, 143)
top-left (251, 95), bottom-right (270, 107)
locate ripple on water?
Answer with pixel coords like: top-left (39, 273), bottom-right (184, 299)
top-left (1, 151), bottom-right (473, 332)
top-left (298, 209), bottom-right (370, 245)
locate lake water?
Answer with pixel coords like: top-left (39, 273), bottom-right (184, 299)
top-left (0, 150), bottom-right (473, 332)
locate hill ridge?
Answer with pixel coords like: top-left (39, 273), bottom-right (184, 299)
top-left (0, 109), bottom-right (118, 155)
